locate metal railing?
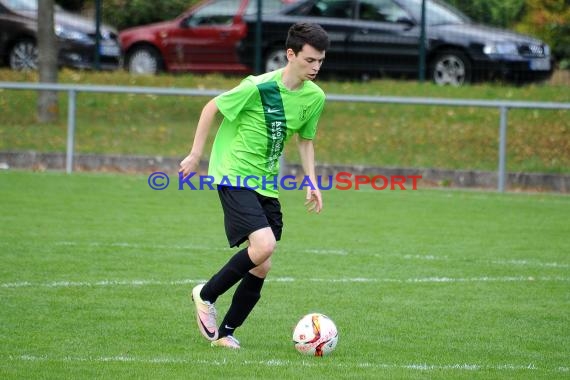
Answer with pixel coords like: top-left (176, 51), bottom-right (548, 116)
top-left (1, 81), bottom-right (569, 192)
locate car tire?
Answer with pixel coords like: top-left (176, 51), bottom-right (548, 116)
top-left (265, 48), bottom-right (288, 73)
top-left (126, 46), bottom-right (162, 75)
top-left (9, 39), bottom-right (38, 71)
top-left (430, 50), bottom-right (471, 86)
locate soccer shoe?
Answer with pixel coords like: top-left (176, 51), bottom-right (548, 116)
top-left (211, 335), bottom-right (241, 349)
top-left (191, 284), bottom-right (218, 341)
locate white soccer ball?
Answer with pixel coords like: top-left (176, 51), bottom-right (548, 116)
top-left (292, 313), bottom-right (338, 356)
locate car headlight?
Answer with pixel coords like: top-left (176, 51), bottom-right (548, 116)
top-left (55, 25), bottom-right (92, 43)
top-left (483, 42), bottom-right (519, 56)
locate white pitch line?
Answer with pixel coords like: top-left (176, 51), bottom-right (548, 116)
top-left (1, 276), bottom-right (568, 289)
top-left (402, 254), bottom-right (448, 261)
top-left (7, 354), bottom-right (567, 373)
top-left (56, 241), bottom-right (349, 255)
top-left (56, 241), bottom-right (227, 252)
top-left (304, 249), bottom-right (348, 255)
top-left (491, 259), bottom-right (569, 269)
top-left (399, 254), bottom-right (569, 269)
top-left (55, 241), bottom-right (569, 267)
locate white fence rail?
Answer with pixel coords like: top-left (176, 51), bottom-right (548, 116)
top-left (1, 81), bottom-right (569, 192)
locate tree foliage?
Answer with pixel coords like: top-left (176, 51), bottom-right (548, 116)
top-left (514, 0), bottom-right (570, 63)
top-left (446, 0), bottom-right (526, 27)
top-left (99, 0), bottom-right (195, 31)
top-left (54, 0), bottom-right (195, 30)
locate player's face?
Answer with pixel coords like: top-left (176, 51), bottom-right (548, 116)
top-left (287, 44), bottom-right (326, 81)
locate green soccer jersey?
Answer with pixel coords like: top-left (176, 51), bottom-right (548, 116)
top-left (208, 68), bottom-right (325, 198)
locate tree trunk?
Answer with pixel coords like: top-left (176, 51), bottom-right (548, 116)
top-left (37, 0), bottom-right (59, 123)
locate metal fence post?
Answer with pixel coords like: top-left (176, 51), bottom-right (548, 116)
top-left (498, 106), bottom-right (508, 192)
top-left (66, 89), bottom-right (76, 174)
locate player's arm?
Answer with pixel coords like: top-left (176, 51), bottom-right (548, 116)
top-left (179, 98), bottom-right (219, 177)
top-left (297, 137), bottom-right (322, 213)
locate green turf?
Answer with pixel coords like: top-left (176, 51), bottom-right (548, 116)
top-left (0, 170), bottom-right (568, 379)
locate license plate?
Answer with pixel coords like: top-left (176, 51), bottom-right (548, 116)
top-left (529, 58), bottom-right (550, 71)
top-left (99, 42), bottom-right (120, 57)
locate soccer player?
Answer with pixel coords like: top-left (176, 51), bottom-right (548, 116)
top-left (179, 23), bottom-right (330, 349)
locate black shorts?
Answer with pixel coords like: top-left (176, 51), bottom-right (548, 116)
top-left (217, 185), bottom-right (283, 248)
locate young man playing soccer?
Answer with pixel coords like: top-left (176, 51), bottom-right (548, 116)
top-left (179, 23), bottom-right (330, 349)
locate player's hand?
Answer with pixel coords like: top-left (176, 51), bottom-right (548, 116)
top-left (305, 188), bottom-right (322, 213)
top-left (178, 153), bottom-right (199, 178)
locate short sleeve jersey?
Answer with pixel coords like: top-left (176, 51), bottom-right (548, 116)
top-left (208, 68), bottom-right (326, 198)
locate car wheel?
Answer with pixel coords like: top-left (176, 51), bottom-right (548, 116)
top-left (9, 39), bottom-right (38, 71)
top-left (430, 50), bottom-right (471, 86)
top-left (265, 48), bottom-right (288, 73)
top-left (126, 46), bottom-right (162, 75)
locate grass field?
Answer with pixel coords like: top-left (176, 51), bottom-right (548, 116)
top-left (1, 69), bottom-right (569, 174)
top-left (1, 170), bottom-right (568, 379)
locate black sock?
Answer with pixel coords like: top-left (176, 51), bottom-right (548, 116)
top-left (200, 248), bottom-right (256, 304)
top-left (218, 272), bottom-right (265, 337)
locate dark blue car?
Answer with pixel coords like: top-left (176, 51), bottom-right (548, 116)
top-left (238, 0), bottom-right (553, 85)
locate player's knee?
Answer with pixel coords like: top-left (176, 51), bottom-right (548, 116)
top-left (257, 238), bottom-right (276, 261)
top-left (249, 235), bottom-right (276, 264)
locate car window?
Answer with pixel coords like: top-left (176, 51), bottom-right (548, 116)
top-left (244, 0), bottom-right (296, 15)
top-left (398, 0), bottom-right (469, 25)
top-left (358, 0), bottom-right (409, 23)
top-left (289, 0), bottom-right (354, 19)
top-left (2, 0), bottom-right (37, 11)
top-left (182, 0), bottom-right (242, 27)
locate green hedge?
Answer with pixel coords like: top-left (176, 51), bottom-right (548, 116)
top-left (101, 0), bottom-right (195, 31)
top-left (56, 0), bottom-right (195, 30)
top-left (446, 0), bottom-right (526, 27)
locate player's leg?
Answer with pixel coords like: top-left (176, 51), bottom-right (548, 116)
top-left (214, 195), bottom-right (282, 345)
top-left (206, 227), bottom-right (274, 306)
top-left (216, 242), bottom-right (273, 340)
top-left (211, 256), bottom-right (271, 349)
top-left (192, 187), bottom-right (274, 342)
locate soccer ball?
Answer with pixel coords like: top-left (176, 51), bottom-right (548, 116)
top-left (292, 313), bottom-right (338, 356)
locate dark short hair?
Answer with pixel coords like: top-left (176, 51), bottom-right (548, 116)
top-left (286, 23), bottom-right (330, 54)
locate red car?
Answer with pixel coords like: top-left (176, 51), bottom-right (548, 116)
top-left (119, 0), bottom-right (295, 75)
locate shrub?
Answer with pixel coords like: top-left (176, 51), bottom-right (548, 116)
top-left (514, 0), bottom-right (570, 63)
top-left (446, 0), bottom-right (525, 27)
top-left (99, 0), bottom-right (197, 30)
